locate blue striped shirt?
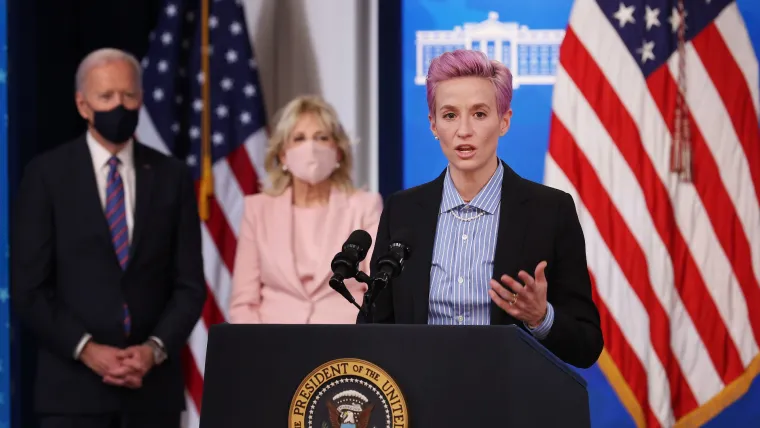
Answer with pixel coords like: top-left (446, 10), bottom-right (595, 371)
top-left (427, 161), bottom-right (554, 339)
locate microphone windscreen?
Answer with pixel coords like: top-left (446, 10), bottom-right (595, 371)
top-left (345, 229), bottom-right (373, 253)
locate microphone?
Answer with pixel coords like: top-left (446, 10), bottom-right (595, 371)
top-left (330, 229), bottom-right (372, 282)
top-left (370, 229), bottom-right (412, 296)
top-left (329, 230), bottom-right (373, 311)
top-left (359, 230), bottom-right (412, 324)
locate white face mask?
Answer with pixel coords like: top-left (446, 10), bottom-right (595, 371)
top-left (284, 140), bottom-right (339, 184)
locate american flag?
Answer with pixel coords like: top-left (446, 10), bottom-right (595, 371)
top-left (135, 0), bottom-right (268, 426)
top-left (544, 0), bottom-right (760, 426)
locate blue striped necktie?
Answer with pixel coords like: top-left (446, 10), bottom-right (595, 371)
top-left (105, 156), bottom-right (131, 336)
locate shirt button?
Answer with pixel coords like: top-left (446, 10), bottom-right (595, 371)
top-left (458, 276), bottom-right (464, 284)
top-left (462, 234), bottom-right (468, 240)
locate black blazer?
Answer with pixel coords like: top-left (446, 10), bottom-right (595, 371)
top-left (367, 160), bottom-right (603, 368)
top-left (10, 135), bottom-right (206, 413)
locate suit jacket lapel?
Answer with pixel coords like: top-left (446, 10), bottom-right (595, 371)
top-left (72, 136), bottom-right (116, 259)
top-left (310, 188), bottom-right (348, 295)
top-left (129, 142), bottom-right (154, 264)
top-left (410, 170), bottom-right (446, 324)
top-left (490, 161), bottom-right (532, 324)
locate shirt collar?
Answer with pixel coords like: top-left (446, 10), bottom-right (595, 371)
top-left (86, 131), bottom-right (134, 169)
top-left (440, 159), bottom-right (504, 214)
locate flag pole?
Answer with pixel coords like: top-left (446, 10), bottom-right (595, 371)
top-left (670, 0), bottom-right (692, 183)
top-left (199, 0), bottom-right (213, 220)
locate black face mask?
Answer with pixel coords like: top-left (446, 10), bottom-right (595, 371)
top-left (90, 104), bottom-right (139, 144)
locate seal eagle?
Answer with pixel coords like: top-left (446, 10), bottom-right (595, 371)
top-left (326, 400), bottom-right (374, 428)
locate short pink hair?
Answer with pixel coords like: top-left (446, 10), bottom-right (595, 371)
top-left (426, 49), bottom-right (513, 118)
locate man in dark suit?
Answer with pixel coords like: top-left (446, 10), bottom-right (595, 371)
top-left (11, 48), bottom-right (206, 428)
top-left (365, 49), bottom-right (603, 369)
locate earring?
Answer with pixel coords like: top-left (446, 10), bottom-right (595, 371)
top-left (335, 162), bottom-right (340, 169)
top-left (434, 135), bottom-right (439, 140)
top-left (282, 164), bottom-right (288, 172)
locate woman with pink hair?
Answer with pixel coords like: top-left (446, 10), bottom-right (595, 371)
top-left (364, 49), bottom-right (603, 369)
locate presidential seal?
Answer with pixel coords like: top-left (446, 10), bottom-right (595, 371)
top-left (289, 358), bottom-right (409, 428)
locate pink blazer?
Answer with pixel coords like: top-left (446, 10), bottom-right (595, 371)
top-left (228, 187), bottom-right (383, 324)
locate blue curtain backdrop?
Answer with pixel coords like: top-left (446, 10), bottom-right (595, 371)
top-left (393, 0), bottom-right (760, 426)
top-left (0, 0), bottom-right (9, 426)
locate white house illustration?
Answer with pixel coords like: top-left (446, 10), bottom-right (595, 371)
top-left (414, 11), bottom-right (566, 88)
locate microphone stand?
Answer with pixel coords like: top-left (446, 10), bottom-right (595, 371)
top-left (360, 250), bottom-right (403, 324)
top-left (354, 271), bottom-right (376, 323)
top-left (333, 269), bottom-right (392, 324)
top-left (356, 272), bottom-right (391, 324)
top-left (355, 271), bottom-right (372, 285)
top-left (329, 276), bottom-right (366, 314)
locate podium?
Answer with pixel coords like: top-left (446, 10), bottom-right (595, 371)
top-left (199, 324), bottom-right (590, 427)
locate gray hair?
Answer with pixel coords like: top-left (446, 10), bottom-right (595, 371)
top-left (75, 48), bottom-right (143, 93)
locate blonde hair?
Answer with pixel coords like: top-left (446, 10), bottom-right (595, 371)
top-left (263, 95), bottom-right (355, 195)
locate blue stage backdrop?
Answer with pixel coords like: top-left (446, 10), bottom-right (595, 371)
top-left (401, 0), bottom-right (760, 426)
top-left (0, 0), bottom-right (9, 426)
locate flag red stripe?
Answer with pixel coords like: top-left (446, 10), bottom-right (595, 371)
top-left (195, 192), bottom-right (237, 272)
top-left (692, 24), bottom-right (760, 205)
top-left (589, 271), bottom-right (658, 428)
top-left (207, 200), bottom-right (237, 273)
top-left (185, 161), bottom-right (251, 420)
top-left (647, 65), bottom-right (760, 364)
top-left (202, 283), bottom-right (226, 327)
top-left (182, 345), bottom-right (205, 413)
top-left (227, 144), bottom-right (260, 196)
top-left (561, 28), bottom-right (744, 387)
top-left (189, 143), bottom-right (260, 421)
top-left (186, 179), bottom-right (239, 418)
top-left (549, 113), bottom-right (697, 417)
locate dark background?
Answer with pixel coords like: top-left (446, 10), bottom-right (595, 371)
top-left (7, 1), bottom-right (162, 426)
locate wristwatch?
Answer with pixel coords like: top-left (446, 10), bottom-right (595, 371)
top-left (145, 338), bottom-right (168, 365)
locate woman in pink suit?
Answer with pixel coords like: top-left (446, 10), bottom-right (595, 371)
top-left (229, 95), bottom-right (383, 324)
